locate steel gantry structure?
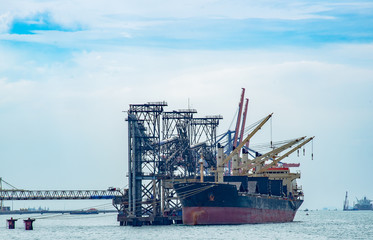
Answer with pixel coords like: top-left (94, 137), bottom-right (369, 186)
top-left (119, 102), bottom-right (222, 226)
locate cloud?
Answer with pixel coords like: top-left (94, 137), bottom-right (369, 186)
top-left (1, 43), bottom-right (372, 109)
top-left (1, 1), bottom-right (373, 50)
top-left (0, 77), bottom-right (36, 105)
top-left (0, 12), bottom-right (12, 33)
top-left (0, 0), bottom-right (372, 208)
top-left (0, 43), bottom-right (371, 209)
top-left (8, 12), bottom-right (82, 34)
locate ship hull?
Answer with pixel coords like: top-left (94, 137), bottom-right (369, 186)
top-left (174, 182), bottom-right (303, 225)
top-left (183, 207), bottom-right (296, 225)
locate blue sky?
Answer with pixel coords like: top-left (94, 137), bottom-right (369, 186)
top-left (0, 0), bottom-right (373, 210)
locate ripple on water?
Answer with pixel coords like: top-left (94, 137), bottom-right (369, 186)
top-left (0, 211), bottom-right (372, 239)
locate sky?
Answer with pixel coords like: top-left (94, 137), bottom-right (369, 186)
top-left (0, 0), bottom-right (372, 210)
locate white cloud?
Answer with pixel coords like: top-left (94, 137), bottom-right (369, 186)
top-left (0, 38), bottom-right (372, 208)
top-left (1, 0), bottom-right (371, 52)
top-left (0, 0), bottom-right (373, 211)
top-left (0, 12), bottom-right (12, 33)
top-left (2, 0), bottom-right (368, 35)
top-left (0, 29), bottom-right (132, 48)
top-left (2, 43), bottom-right (372, 115)
top-left (0, 77), bottom-right (36, 105)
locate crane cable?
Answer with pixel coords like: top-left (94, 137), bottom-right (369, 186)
top-left (1, 179), bottom-right (19, 190)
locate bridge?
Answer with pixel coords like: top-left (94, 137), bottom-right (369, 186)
top-left (0, 189), bottom-right (124, 201)
top-left (0, 177), bottom-right (126, 201)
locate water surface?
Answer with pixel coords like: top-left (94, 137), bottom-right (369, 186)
top-left (1, 210), bottom-right (372, 239)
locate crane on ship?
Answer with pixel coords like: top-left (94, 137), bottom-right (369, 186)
top-left (216, 88), bottom-right (251, 173)
top-left (239, 136), bottom-right (306, 174)
top-left (213, 88), bottom-right (314, 199)
top-left (218, 118), bottom-right (313, 176)
top-left (219, 113), bottom-right (273, 168)
top-left (255, 136), bottom-right (314, 174)
top-left (215, 113), bottom-right (273, 181)
top-left (216, 88), bottom-right (280, 173)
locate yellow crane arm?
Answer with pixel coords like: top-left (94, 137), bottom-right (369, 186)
top-left (220, 113), bottom-right (273, 167)
top-left (257, 136), bottom-right (314, 173)
top-left (240, 136), bottom-right (306, 173)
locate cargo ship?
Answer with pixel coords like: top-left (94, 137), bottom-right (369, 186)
top-left (174, 168), bottom-right (304, 225)
top-left (173, 113), bottom-right (313, 225)
top-left (353, 197), bottom-right (373, 210)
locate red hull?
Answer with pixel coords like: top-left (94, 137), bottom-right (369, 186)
top-left (183, 207), bottom-right (296, 225)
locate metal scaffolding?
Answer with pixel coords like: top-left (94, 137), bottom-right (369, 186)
top-left (119, 102), bottom-right (222, 226)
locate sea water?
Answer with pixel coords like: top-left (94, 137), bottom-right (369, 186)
top-left (0, 210), bottom-right (372, 240)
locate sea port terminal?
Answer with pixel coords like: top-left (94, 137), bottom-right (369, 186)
top-left (0, 88), bottom-right (314, 226)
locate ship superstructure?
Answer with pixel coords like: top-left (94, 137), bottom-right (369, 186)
top-left (354, 197), bottom-right (373, 210)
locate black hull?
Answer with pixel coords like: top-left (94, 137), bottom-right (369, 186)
top-left (174, 182), bottom-right (303, 225)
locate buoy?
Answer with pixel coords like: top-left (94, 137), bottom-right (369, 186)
top-left (23, 218), bottom-right (35, 230)
top-left (7, 217), bottom-right (17, 229)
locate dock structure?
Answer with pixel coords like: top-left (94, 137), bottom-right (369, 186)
top-left (117, 102), bottom-right (222, 226)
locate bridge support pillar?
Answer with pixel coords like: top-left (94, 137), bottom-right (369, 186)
top-left (7, 217), bottom-right (17, 229)
top-left (24, 218), bottom-right (35, 230)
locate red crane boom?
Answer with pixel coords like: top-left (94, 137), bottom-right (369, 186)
top-left (233, 88), bottom-right (245, 148)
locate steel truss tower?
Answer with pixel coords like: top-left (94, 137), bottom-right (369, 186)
top-left (119, 102), bottom-right (222, 226)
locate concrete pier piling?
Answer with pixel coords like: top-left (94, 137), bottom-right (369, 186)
top-left (7, 217), bottom-right (17, 229)
top-left (23, 218), bottom-right (35, 230)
